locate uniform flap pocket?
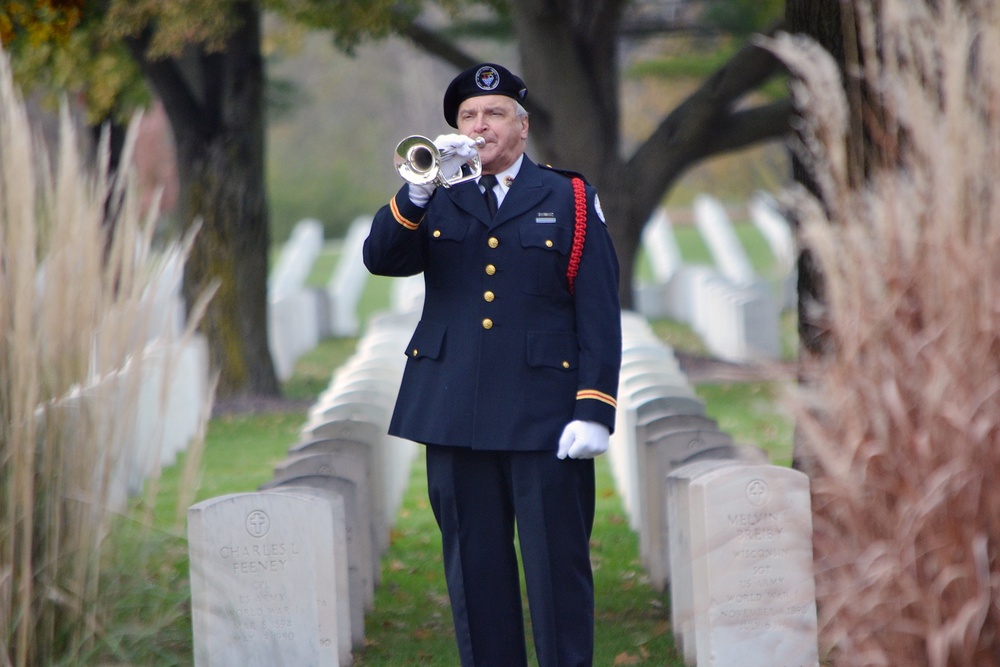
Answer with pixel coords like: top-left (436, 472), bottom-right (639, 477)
top-left (519, 224), bottom-right (571, 254)
top-left (405, 320), bottom-right (446, 360)
top-left (427, 220), bottom-right (469, 242)
top-left (526, 331), bottom-right (578, 370)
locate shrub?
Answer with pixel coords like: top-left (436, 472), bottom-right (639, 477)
top-left (764, 1), bottom-right (1000, 664)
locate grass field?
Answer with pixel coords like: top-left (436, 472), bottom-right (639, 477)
top-left (97, 225), bottom-right (796, 665)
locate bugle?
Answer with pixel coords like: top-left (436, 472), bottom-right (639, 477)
top-left (394, 135), bottom-right (486, 188)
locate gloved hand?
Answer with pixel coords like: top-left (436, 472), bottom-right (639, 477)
top-left (407, 134), bottom-right (479, 207)
top-left (407, 181), bottom-right (436, 207)
top-left (557, 420), bottom-right (611, 460)
top-left (434, 133), bottom-right (480, 181)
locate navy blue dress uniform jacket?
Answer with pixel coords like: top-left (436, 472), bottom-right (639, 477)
top-left (363, 155), bottom-right (622, 452)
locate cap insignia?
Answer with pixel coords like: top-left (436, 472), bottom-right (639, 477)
top-left (476, 66), bottom-right (500, 91)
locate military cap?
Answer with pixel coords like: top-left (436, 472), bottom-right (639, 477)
top-left (443, 63), bottom-right (528, 128)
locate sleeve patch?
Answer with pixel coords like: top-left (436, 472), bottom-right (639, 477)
top-left (390, 196), bottom-right (421, 230)
top-left (576, 389), bottom-right (617, 409)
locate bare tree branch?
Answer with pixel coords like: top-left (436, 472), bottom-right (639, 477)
top-left (702, 99), bottom-right (793, 156)
top-left (629, 35), bottom-right (787, 184)
top-left (397, 20), bottom-right (479, 72)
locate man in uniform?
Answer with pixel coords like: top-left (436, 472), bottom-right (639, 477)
top-left (363, 62), bottom-right (622, 667)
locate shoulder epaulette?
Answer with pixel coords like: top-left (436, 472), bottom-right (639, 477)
top-left (539, 163), bottom-right (590, 185)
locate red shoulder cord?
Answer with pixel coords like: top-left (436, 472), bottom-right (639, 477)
top-left (566, 177), bottom-right (587, 295)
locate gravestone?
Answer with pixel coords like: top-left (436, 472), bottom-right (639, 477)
top-left (188, 492), bottom-right (340, 666)
top-left (748, 190), bottom-right (797, 311)
top-left (275, 446), bottom-right (386, 570)
top-left (666, 459), bottom-right (745, 663)
top-left (290, 428), bottom-right (385, 537)
top-left (269, 486), bottom-right (353, 665)
top-left (327, 217), bottom-right (371, 337)
top-left (259, 473), bottom-right (373, 649)
top-left (268, 219), bottom-right (325, 381)
top-left (304, 402), bottom-right (389, 434)
top-left (641, 207), bottom-right (683, 283)
top-left (693, 193), bottom-right (755, 285)
top-left (689, 464), bottom-right (819, 667)
top-left (640, 415), bottom-right (734, 590)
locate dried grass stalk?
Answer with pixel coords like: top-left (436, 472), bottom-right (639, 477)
top-left (760, 1), bottom-right (1000, 664)
top-left (0, 48), bottom-right (206, 664)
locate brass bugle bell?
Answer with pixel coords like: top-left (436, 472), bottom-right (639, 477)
top-left (394, 135), bottom-right (486, 188)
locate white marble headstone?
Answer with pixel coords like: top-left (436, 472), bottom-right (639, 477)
top-left (689, 464), bottom-right (819, 667)
top-left (666, 459), bottom-right (743, 664)
top-left (269, 486), bottom-right (353, 665)
top-left (260, 472), bottom-right (374, 649)
top-left (640, 415), bottom-right (734, 590)
top-left (188, 491), bottom-right (340, 666)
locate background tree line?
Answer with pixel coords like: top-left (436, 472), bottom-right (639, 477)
top-left (0, 0), bottom-right (787, 397)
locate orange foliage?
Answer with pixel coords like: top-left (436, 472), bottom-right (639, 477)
top-left (0, 0), bottom-right (84, 46)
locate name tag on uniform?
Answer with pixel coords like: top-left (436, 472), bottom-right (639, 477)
top-left (535, 212), bottom-right (556, 224)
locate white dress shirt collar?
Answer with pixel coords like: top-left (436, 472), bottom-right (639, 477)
top-left (480, 154), bottom-right (524, 207)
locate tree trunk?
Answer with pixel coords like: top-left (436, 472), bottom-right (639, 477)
top-left (507, 1), bottom-right (789, 308)
top-left (785, 0), bottom-right (854, 358)
top-left (511, 0), bottom-right (634, 304)
top-left (784, 0), bottom-right (847, 470)
top-left (128, 0), bottom-right (279, 398)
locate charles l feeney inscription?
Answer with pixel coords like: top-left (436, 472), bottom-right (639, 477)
top-left (188, 492), bottom-right (339, 666)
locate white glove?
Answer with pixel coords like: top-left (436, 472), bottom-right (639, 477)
top-left (557, 420), bottom-right (611, 460)
top-left (407, 134), bottom-right (478, 206)
top-left (407, 182), bottom-right (436, 207)
top-left (433, 133), bottom-right (479, 180)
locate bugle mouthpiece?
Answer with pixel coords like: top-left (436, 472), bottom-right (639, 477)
top-left (472, 137), bottom-right (486, 148)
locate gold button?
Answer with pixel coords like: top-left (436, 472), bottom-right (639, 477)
top-left (433, 230), bottom-right (441, 238)
top-left (485, 264), bottom-right (496, 275)
top-left (482, 318), bottom-right (493, 330)
top-left (488, 237), bottom-right (499, 248)
top-left (412, 349), bottom-right (419, 356)
top-left (545, 239), bottom-right (553, 248)
top-left (484, 291), bottom-right (495, 302)
top-left (562, 361), bottom-right (570, 369)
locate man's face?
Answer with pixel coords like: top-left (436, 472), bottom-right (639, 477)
top-left (456, 95), bottom-right (529, 175)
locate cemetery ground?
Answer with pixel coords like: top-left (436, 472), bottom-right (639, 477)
top-left (94, 225), bottom-right (796, 665)
top-left (97, 314), bottom-right (795, 666)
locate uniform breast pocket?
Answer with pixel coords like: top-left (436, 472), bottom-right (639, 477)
top-left (519, 224), bottom-right (571, 295)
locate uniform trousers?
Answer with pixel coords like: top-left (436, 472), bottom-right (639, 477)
top-left (425, 444), bottom-right (596, 667)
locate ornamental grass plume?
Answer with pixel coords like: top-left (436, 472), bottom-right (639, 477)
top-left (761, 0), bottom-right (1000, 664)
top-left (0, 49), bottom-right (209, 665)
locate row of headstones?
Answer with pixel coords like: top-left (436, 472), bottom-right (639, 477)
top-left (270, 193), bottom-right (794, 378)
top-left (636, 192), bottom-right (794, 363)
top-left (611, 311), bottom-right (820, 665)
top-left (188, 308), bottom-right (422, 666)
top-left (611, 311), bottom-right (770, 589)
top-left (268, 217), bottom-right (373, 381)
top-left (48, 332), bottom-right (210, 514)
top-left (40, 242), bottom-right (211, 515)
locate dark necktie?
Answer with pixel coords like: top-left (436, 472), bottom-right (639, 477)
top-left (480, 174), bottom-right (498, 218)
